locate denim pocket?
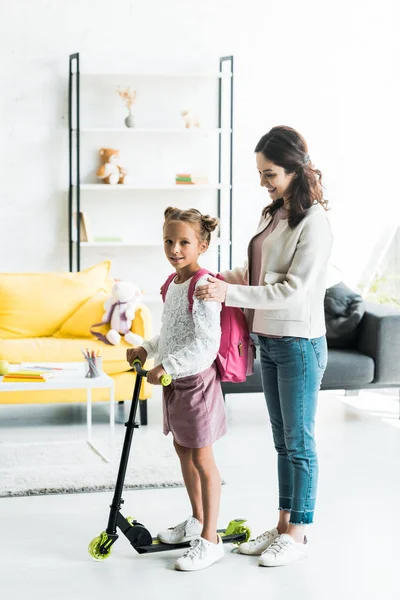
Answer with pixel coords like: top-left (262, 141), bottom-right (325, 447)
top-left (310, 337), bottom-right (328, 370)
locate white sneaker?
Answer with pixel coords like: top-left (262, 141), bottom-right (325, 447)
top-left (238, 527), bottom-right (279, 555)
top-left (175, 534), bottom-right (224, 571)
top-left (157, 516), bottom-right (202, 544)
top-left (258, 533), bottom-right (308, 567)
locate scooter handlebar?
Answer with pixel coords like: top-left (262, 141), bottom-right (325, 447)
top-left (132, 359), bottom-right (172, 387)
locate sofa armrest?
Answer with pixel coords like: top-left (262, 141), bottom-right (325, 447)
top-left (132, 304), bottom-right (152, 340)
top-left (356, 301), bottom-right (400, 384)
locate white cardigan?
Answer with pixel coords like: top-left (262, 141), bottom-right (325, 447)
top-left (223, 203), bottom-right (333, 338)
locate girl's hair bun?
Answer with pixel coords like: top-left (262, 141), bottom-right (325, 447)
top-left (201, 214), bottom-right (219, 232)
top-left (164, 206), bottom-right (180, 220)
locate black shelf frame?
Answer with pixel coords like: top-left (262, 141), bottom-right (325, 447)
top-left (68, 53), bottom-right (234, 273)
top-left (218, 55), bottom-right (234, 271)
top-left (68, 53), bottom-right (80, 272)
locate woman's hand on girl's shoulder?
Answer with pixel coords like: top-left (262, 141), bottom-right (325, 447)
top-left (194, 276), bottom-right (228, 303)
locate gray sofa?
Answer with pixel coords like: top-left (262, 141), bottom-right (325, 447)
top-left (221, 301), bottom-right (400, 398)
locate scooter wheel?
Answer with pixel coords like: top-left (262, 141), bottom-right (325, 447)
top-left (88, 531), bottom-right (113, 561)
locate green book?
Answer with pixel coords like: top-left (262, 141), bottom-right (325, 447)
top-left (93, 236), bottom-right (123, 242)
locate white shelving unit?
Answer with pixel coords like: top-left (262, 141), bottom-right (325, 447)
top-left (80, 183), bottom-right (230, 191)
top-left (68, 53), bottom-right (234, 304)
top-left (79, 72), bottom-right (232, 79)
top-left (78, 128), bottom-right (228, 134)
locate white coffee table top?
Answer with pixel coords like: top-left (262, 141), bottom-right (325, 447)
top-left (0, 362), bottom-right (114, 391)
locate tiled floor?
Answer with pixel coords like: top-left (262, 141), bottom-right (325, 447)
top-left (1, 389), bottom-right (398, 600)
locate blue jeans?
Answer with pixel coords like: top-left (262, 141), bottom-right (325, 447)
top-left (258, 335), bottom-right (328, 525)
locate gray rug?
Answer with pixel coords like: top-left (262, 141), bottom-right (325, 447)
top-left (0, 429), bottom-right (185, 497)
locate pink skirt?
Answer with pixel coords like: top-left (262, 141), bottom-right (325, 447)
top-left (162, 362), bottom-right (227, 448)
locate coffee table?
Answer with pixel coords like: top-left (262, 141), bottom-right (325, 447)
top-left (0, 362), bottom-right (115, 462)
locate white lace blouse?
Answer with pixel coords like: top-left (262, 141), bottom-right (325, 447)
top-left (141, 275), bottom-right (222, 379)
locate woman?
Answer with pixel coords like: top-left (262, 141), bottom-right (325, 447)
top-left (195, 125), bottom-right (333, 567)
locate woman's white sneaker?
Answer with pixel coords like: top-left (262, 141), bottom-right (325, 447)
top-left (258, 533), bottom-right (308, 567)
top-left (157, 516), bottom-right (202, 544)
top-left (175, 534), bottom-right (224, 571)
top-left (238, 527), bottom-right (279, 555)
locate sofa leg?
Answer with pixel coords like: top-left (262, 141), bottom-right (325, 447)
top-left (345, 390), bottom-right (360, 396)
top-left (139, 399), bottom-right (148, 426)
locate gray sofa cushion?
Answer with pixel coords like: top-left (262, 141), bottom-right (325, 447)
top-left (357, 302), bottom-right (400, 384)
top-left (221, 348), bottom-right (375, 396)
top-left (324, 282), bottom-right (366, 349)
top-left (321, 349), bottom-right (374, 388)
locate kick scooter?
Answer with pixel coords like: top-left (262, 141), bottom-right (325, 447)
top-left (88, 360), bottom-right (251, 560)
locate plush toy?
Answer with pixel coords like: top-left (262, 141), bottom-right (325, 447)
top-left (96, 148), bottom-right (128, 185)
top-left (181, 110), bottom-right (200, 128)
top-left (91, 281), bottom-right (143, 346)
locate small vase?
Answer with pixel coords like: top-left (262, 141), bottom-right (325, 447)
top-left (124, 111), bottom-right (135, 128)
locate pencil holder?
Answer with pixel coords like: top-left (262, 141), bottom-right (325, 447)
top-left (85, 357), bottom-right (103, 378)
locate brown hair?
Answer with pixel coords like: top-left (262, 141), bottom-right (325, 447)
top-left (255, 125), bottom-right (328, 228)
top-left (163, 206), bottom-right (219, 245)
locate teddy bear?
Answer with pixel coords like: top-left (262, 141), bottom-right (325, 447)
top-left (180, 110), bottom-right (200, 128)
top-left (96, 148), bottom-right (128, 185)
top-left (91, 281), bottom-right (143, 346)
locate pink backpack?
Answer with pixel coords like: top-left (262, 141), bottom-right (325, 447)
top-left (161, 269), bottom-right (255, 383)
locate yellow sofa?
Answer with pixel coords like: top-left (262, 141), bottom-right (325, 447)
top-left (0, 261), bottom-right (153, 405)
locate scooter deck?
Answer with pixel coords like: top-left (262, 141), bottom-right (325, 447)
top-left (116, 514), bottom-right (249, 555)
top-left (135, 528), bottom-right (248, 554)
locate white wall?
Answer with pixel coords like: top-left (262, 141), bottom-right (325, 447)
top-left (1, 0), bottom-right (398, 291)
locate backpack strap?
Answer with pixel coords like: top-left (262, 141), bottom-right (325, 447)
top-left (187, 269), bottom-right (214, 312)
top-left (161, 273), bottom-right (178, 302)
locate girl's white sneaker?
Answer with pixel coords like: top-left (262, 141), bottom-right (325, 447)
top-left (258, 533), bottom-right (308, 567)
top-left (175, 534), bottom-right (224, 571)
top-left (157, 516), bottom-right (202, 544)
top-left (238, 527), bottom-right (279, 555)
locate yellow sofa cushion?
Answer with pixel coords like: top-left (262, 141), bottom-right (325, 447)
top-left (54, 288), bottom-right (150, 340)
top-left (54, 289), bottom-right (109, 339)
top-left (0, 306), bottom-right (152, 376)
top-left (0, 261), bottom-right (111, 339)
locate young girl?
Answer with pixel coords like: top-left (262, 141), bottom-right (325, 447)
top-left (126, 206), bottom-right (226, 572)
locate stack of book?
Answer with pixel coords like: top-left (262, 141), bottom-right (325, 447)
top-left (175, 174), bottom-right (209, 185)
top-left (2, 370), bottom-right (53, 383)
